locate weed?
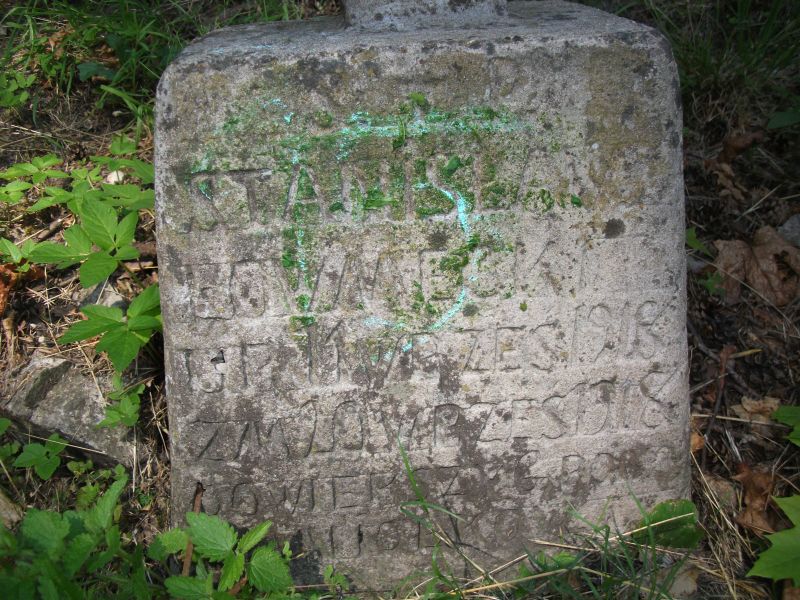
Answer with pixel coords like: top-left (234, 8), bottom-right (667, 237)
top-left (0, 137), bottom-right (158, 425)
top-left (0, 72), bottom-right (35, 109)
top-left (1, 1), bottom-right (300, 132)
top-left (747, 496), bottom-right (800, 585)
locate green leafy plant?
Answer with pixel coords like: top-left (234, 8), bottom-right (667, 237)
top-left (0, 138), bottom-right (159, 429)
top-left (0, 238), bottom-right (39, 272)
top-left (748, 495), bottom-right (800, 585)
top-left (98, 375), bottom-right (144, 428)
top-left (0, 71), bottom-right (35, 108)
top-left (0, 474), bottom-right (153, 598)
top-left (685, 227), bottom-right (712, 257)
top-left (515, 499), bottom-right (704, 600)
top-left (148, 513), bottom-right (294, 598)
top-left (59, 283), bottom-right (161, 371)
top-left (31, 198), bottom-right (141, 286)
top-left (12, 434), bottom-right (68, 480)
top-left (66, 461), bottom-right (127, 511)
top-left (633, 498), bottom-right (704, 549)
top-left (767, 107), bottom-right (800, 129)
top-left (0, 155), bottom-right (68, 205)
top-left (773, 406), bottom-right (800, 447)
top-left (0, 419), bottom-right (21, 465)
top-left (0, 138), bottom-right (153, 213)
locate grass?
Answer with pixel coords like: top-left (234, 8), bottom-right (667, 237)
top-left (1, 0), bottom-right (799, 597)
top-left (1, 0), bottom-right (304, 139)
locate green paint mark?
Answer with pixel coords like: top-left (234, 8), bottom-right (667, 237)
top-left (222, 117), bottom-right (240, 133)
top-left (290, 315), bottom-right (316, 329)
top-left (408, 92), bottom-right (429, 111)
top-left (430, 288), bottom-right (468, 332)
top-left (414, 183), bottom-right (454, 217)
top-left (440, 235), bottom-right (479, 274)
top-left (296, 295), bottom-right (311, 311)
top-left (411, 281), bottom-right (438, 316)
top-left (296, 169), bottom-right (316, 199)
top-left (392, 118), bottom-right (408, 150)
top-left (208, 95), bottom-right (585, 343)
top-left (190, 152), bottom-right (213, 174)
top-left (538, 188), bottom-right (555, 212)
top-left (363, 186), bottom-right (398, 211)
top-left (314, 110), bottom-right (333, 128)
top-left (197, 180), bottom-right (212, 200)
top-left (441, 155), bottom-right (466, 179)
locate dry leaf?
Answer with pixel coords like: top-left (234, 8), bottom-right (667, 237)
top-left (704, 131), bottom-right (764, 208)
top-left (733, 463), bottom-right (776, 534)
top-left (750, 227), bottom-right (800, 305)
top-left (0, 263), bottom-right (44, 317)
top-left (105, 170), bottom-right (125, 184)
top-left (666, 564), bottom-right (700, 599)
top-left (713, 238), bottom-right (749, 302)
top-left (714, 226), bottom-right (800, 306)
top-left (717, 131), bottom-right (765, 165)
top-left (736, 505), bottom-right (775, 534)
top-left (734, 463), bottom-right (774, 510)
top-left (0, 263), bottom-right (21, 317)
top-left (783, 584), bottom-right (800, 600)
top-left (691, 431), bottom-right (705, 453)
top-left (731, 396), bottom-right (782, 441)
top-left (704, 474), bottom-right (738, 512)
top-left (731, 396), bottom-right (781, 422)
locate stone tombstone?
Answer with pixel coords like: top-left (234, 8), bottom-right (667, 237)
top-left (156, 0), bottom-right (690, 586)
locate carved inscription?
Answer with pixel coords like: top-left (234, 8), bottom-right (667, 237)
top-left (158, 33), bottom-right (689, 581)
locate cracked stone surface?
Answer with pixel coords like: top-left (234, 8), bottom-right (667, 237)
top-left (2, 355), bottom-right (137, 467)
top-left (156, 0), bottom-right (689, 586)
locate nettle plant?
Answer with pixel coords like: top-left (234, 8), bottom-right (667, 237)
top-left (0, 135), bottom-right (159, 430)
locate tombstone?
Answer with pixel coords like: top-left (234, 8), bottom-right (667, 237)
top-left (155, 0), bottom-right (689, 587)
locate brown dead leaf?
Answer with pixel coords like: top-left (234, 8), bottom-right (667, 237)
top-left (46, 25), bottom-right (74, 59)
top-left (717, 130), bottom-right (765, 165)
top-left (733, 463), bottom-right (776, 534)
top-left (714, 226), bottom-right (800, 306)
top-left (783, 584), bottom-right (800, 600)
top-left (691, 430), bottom-right (705, 453)
top-left (704, 474), bottom-right (738, 512)
top-left (662, 564), bottom-right (700, 599)
top-left (733, 463), bottom-right (774, 511)
top-left (0, 264), bottom-right (20, 317)
top-left (736, 505), bottom-right (775, 534)
top-left (731, 396), bottom-right (782, 441)
top-left (0, 263), bottom-right (44, 317)
top-left (713, 239), bottom-right (749, 302)
top-left (704, 131), bottom-right (764, 207)
top-left (711, 161), bottom-right (748, 203)
top-left (731, 396), bottom-right (781, 422)
top-left (751, 227), bottom-right (800, 305)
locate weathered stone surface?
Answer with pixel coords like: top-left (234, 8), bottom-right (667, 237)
top-left (156, 0), bottom-right (689, 586)
top-left (0, 488), bottom-right (22, 529)
top-left (344, 0), bottom-right (507, 30)
top-left (2, 355), bottom-right (137, 466)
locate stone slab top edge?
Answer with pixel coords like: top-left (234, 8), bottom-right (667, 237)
top-left (160, 1), bottom-right (670, 73)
